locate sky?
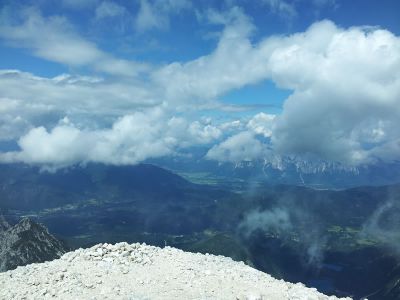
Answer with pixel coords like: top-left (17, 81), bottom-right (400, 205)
top-left (0, 0), bottom-right (399, 169)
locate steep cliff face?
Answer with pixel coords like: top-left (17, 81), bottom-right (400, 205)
top-left (0, 217), bottom-right (68, 272)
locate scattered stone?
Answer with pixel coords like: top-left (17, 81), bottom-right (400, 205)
top-left (0, 242), bottom-right (352, 300)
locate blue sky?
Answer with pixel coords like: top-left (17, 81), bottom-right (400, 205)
top-left (1, 1), bottom-right (399, 71)
top-left (0, 0), bottom-right (399, 168)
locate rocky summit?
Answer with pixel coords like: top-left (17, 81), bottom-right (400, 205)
top-left (0, 242), bottom-right (352, 300)
top-left (0, 217), bottom-right (68, 272)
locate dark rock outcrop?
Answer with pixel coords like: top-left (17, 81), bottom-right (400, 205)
top-left (0, 217), bottom-right (69, 272)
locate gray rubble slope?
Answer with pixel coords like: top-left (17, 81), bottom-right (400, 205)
top-left (0, 242), bottom-right (352, 300)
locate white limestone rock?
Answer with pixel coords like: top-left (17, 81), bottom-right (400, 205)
top-left (0, 242), bottom-right (352, 300)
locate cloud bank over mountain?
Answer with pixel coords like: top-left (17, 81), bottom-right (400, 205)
top-left (0, 2), bottom-right (399, 169)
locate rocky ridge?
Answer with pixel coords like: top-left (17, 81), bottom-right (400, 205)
top-left (0, 217), bottom-right (68, 272)
top-left (0, 242), bottom-right (352, 300)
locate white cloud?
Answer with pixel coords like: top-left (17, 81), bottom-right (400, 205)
top-left (206, 131), bottom-right (267, 163)
top-left (153, 7), bottom-right (266, 101)
top-left (188, 121), bottom-right (222, 144)
top-left (0, 109), bottom-right (222, 169)
top-left (161, 14), bottom-right (400, 165)
top-left (247, 112), bottom-right (276, 138)
top-left (135, 0), bottom-right (164, 31)
top-left (261, 0), bottom-right (297, 19)
top-left (268, 21), bottom-right (400, 165)
top-left (164, 117), bottom-right (222, 147)
top-left (239, 208), bottom-right (292, 236)
top-left (135, 0), bottom-right (191, 32)
top-left (0, 7), bottom-right (147, 76)
top-left (95, 1), bottom-right (126, 19)
top-left (1, 5), bottom-right (400, 167)
top-left (219, 120), bottom-right (244, 132)
top-left (0, 113), bottom-right (30, 141)
top-left (0, 70), bottom-right (157, 130)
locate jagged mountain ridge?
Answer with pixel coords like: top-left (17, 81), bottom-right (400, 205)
top-left (148, 148), bottom-right (400, 188)
top-left (0, 217), bottom-right (68, 272)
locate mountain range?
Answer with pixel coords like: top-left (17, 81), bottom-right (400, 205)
top-left (148, 148), bottom-right (400, 189)
top-left (0, 162), bottom-right (399, 299)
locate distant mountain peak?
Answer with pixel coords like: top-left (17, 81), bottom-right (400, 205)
top-left (17, 217), bottom-right (37, 230)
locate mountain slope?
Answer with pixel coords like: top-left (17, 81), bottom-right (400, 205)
top-left (0, 163), bottom-right (196, 210)
top-left (0, 163), bottom-right (398, 299)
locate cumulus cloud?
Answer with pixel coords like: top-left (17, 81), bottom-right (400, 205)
top-left (0, 70), bottom-right (161, 140)
top-left (206, 131), bottom-right (267, 163)
top-left (269, 21), bottom-right (400, 165)
top-left (0, 110), bottom-right (165, 168)
top-left (164, 117), bottom-right (222, 147)
top-left (0, 7), bottom-right (148, 76)
top-left (219, 120), bottom-right (244, 132)
top-left (205, 113), bottom-right (275, 165)
top-left (1, 5), bottom-right (400, 167)
top-left (247, 112), bottom-right (276, 138)
top-left (0, 110), bottom-right (223, 169)
top-left (186, 14), bottom-right (400, 165)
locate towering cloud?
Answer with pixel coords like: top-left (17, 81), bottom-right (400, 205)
top-left (203, 19), bottom-right (400, 165)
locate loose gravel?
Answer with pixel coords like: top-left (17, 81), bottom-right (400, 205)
top-left (0, 242), bottom-right (352, 300)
